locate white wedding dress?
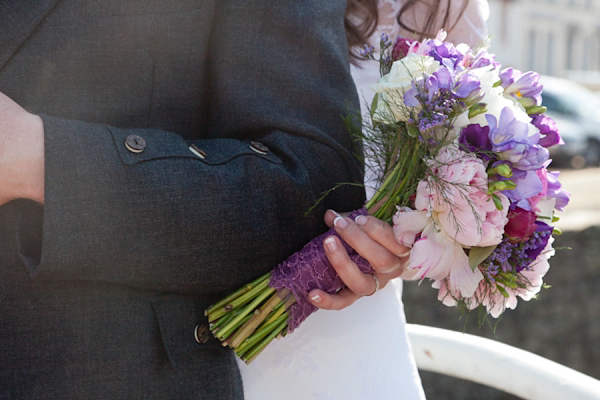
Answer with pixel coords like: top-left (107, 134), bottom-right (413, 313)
top-left (239, 1), bottom-right (489, 399)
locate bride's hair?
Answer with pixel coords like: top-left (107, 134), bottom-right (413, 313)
top-left (345, 0), bottom-right (470, 62)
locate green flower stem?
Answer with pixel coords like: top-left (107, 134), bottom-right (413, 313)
top-left (205, 272), bottom-right (270, 316)
top-left (263, 299), bottom-right (288, 326)
top-left (217, 313), bottom-right (254, 344)
top-left (230, 289), bottom-right (289, 349)
top-left (210, 307), bottom-right (242, 332)
top-left (242, 318), bottom-right (288, 364)
top-left (216, 285), bottom-right (276, 341)
top-left (368, 137), bottom-right (423, 222)
top-left (207, 275), bottom-right (272, 322)
top-left (235, 313), bottom-right (288, 358)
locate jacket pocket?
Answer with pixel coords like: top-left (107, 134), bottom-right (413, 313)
top-left (151, 294), bottom-right (224, 368)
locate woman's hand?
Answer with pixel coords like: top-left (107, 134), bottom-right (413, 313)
top-left (309, 209), bottom-right (410, 310)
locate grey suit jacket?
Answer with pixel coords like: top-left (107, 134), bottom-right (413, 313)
top-left (0, 1), bottom-right (365, 399)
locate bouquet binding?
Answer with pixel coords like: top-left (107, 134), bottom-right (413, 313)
top-left (206, 30), bottom-right (570, 363)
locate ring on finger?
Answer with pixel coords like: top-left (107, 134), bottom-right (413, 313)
top-left (367, 274), bottom-right (380, 296)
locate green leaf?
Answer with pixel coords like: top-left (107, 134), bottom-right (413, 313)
top-left (370, 93), bottom-right (379, 118)
top-left (469, 245), bottom-right (497, 271)
top-left (407, 124), bottom-right (419, 138)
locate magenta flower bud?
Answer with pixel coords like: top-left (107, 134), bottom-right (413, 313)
top-left (504, 207), bottom-right (537, 243)
top-left (392, 37), bottom-right (419, 60)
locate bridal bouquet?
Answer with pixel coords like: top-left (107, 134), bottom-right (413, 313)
top-left (206, 31), bottom-right (569, 363)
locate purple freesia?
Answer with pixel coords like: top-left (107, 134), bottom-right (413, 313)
top-left (513, 144), bottom-right (550, 171)
top-left (459, 124), bottom-right (492, 159)
top-left (546, 171), bottom-right (570, 211)
top-left (429, 40), bottom-right (464, 70)
top-left (531, 114), bottom-right (564, 148)
top-left (502, 169), bottom-right (543, 211)
top-left (500, 68), bottom-right (543, 107)
top-left (453, 72), bottom-right (481, 99)
top-left (486, 107), bottom-right (531, 159)
top-left (469, 48), bottom-right (499, 69)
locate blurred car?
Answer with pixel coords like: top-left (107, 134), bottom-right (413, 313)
top-left (540, 75), bottom-right (600, 169)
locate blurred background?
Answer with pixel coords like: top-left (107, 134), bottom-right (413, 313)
top-left (402, 0), bottom-right (600, 398)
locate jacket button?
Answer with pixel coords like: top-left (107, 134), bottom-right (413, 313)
top-left (194, 324), bottom-right (210, 344)
top-left (250, 141), bottom-right (269, 155)
top-left (125, 134), bottom-right (146, 153)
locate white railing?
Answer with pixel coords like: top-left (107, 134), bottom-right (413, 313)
top-left (406, 324), bottom-right (600, 400)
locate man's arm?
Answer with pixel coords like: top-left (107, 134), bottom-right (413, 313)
top-left (3, 0), bottom-right (366, 294)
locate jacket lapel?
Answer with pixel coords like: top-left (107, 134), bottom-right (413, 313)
top-left (0, 0), bottom-right (62, 71)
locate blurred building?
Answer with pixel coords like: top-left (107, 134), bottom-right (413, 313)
top-left (488, 0), bottom-right (600, 85)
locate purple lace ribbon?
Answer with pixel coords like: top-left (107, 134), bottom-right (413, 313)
top-left (269, 208), bottom-right (374, 332)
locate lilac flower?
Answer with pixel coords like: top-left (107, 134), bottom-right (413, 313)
top-left (499, 68), bottom-right (543, 107)
top-left (522, 222), bottom-right (553, 263)
top-left (359, 44), bottom-right (375, 59)
top-left (459, 124), bottom-right (492, 159)
top-left (380, 33), bottom-right (392, 48)
top-left (403, 73), bottom-right (457, 134)
top-left (485, 221), bottom-right (552, 276)
top-left (531, 114), bottom-right (563, 148)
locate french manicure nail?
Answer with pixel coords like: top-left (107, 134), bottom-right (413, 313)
top-left (324, 237), bottom-right (338, 252)
top-left (333, 216), bottom-right (348, 229)
top-left (355, 215), bottom-right (367, 226)
top-left (331, 210), bottom-right (342, 218)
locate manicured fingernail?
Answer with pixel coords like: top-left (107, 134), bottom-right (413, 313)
top-left (334, 216), bottom-right (348, 229)
top-left (310, 294), bottom-right (322, 303)
top-left (324, 237), bottom-right (338, 252)
top-left (330, 210), bottom-right (342, 218)
top-left (355, 215), bottom-right (367, 226)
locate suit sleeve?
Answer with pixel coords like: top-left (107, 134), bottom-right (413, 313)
top-left (24, 1), bottom-right (366, 293)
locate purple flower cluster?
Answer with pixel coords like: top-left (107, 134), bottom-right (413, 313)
top-left (484, 222), bottom-right (553, 280)
top-left (407, 87), bottom-right (456, 134)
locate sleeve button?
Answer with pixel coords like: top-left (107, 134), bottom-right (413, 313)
top-left (250, 141), bottom-right (269, 155)
top-left (124, 134), bottom-right (146, 153)
top-left (194, 324), bottom-right (210, 344)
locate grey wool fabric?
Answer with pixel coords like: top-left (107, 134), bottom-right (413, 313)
top-left (0, 0), bottom-right (365, 399)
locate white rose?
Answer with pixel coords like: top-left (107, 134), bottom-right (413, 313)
top-left (370, 54), bottom-right (441, 122)
top-left (454, 65), bottom-right (539, 138)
